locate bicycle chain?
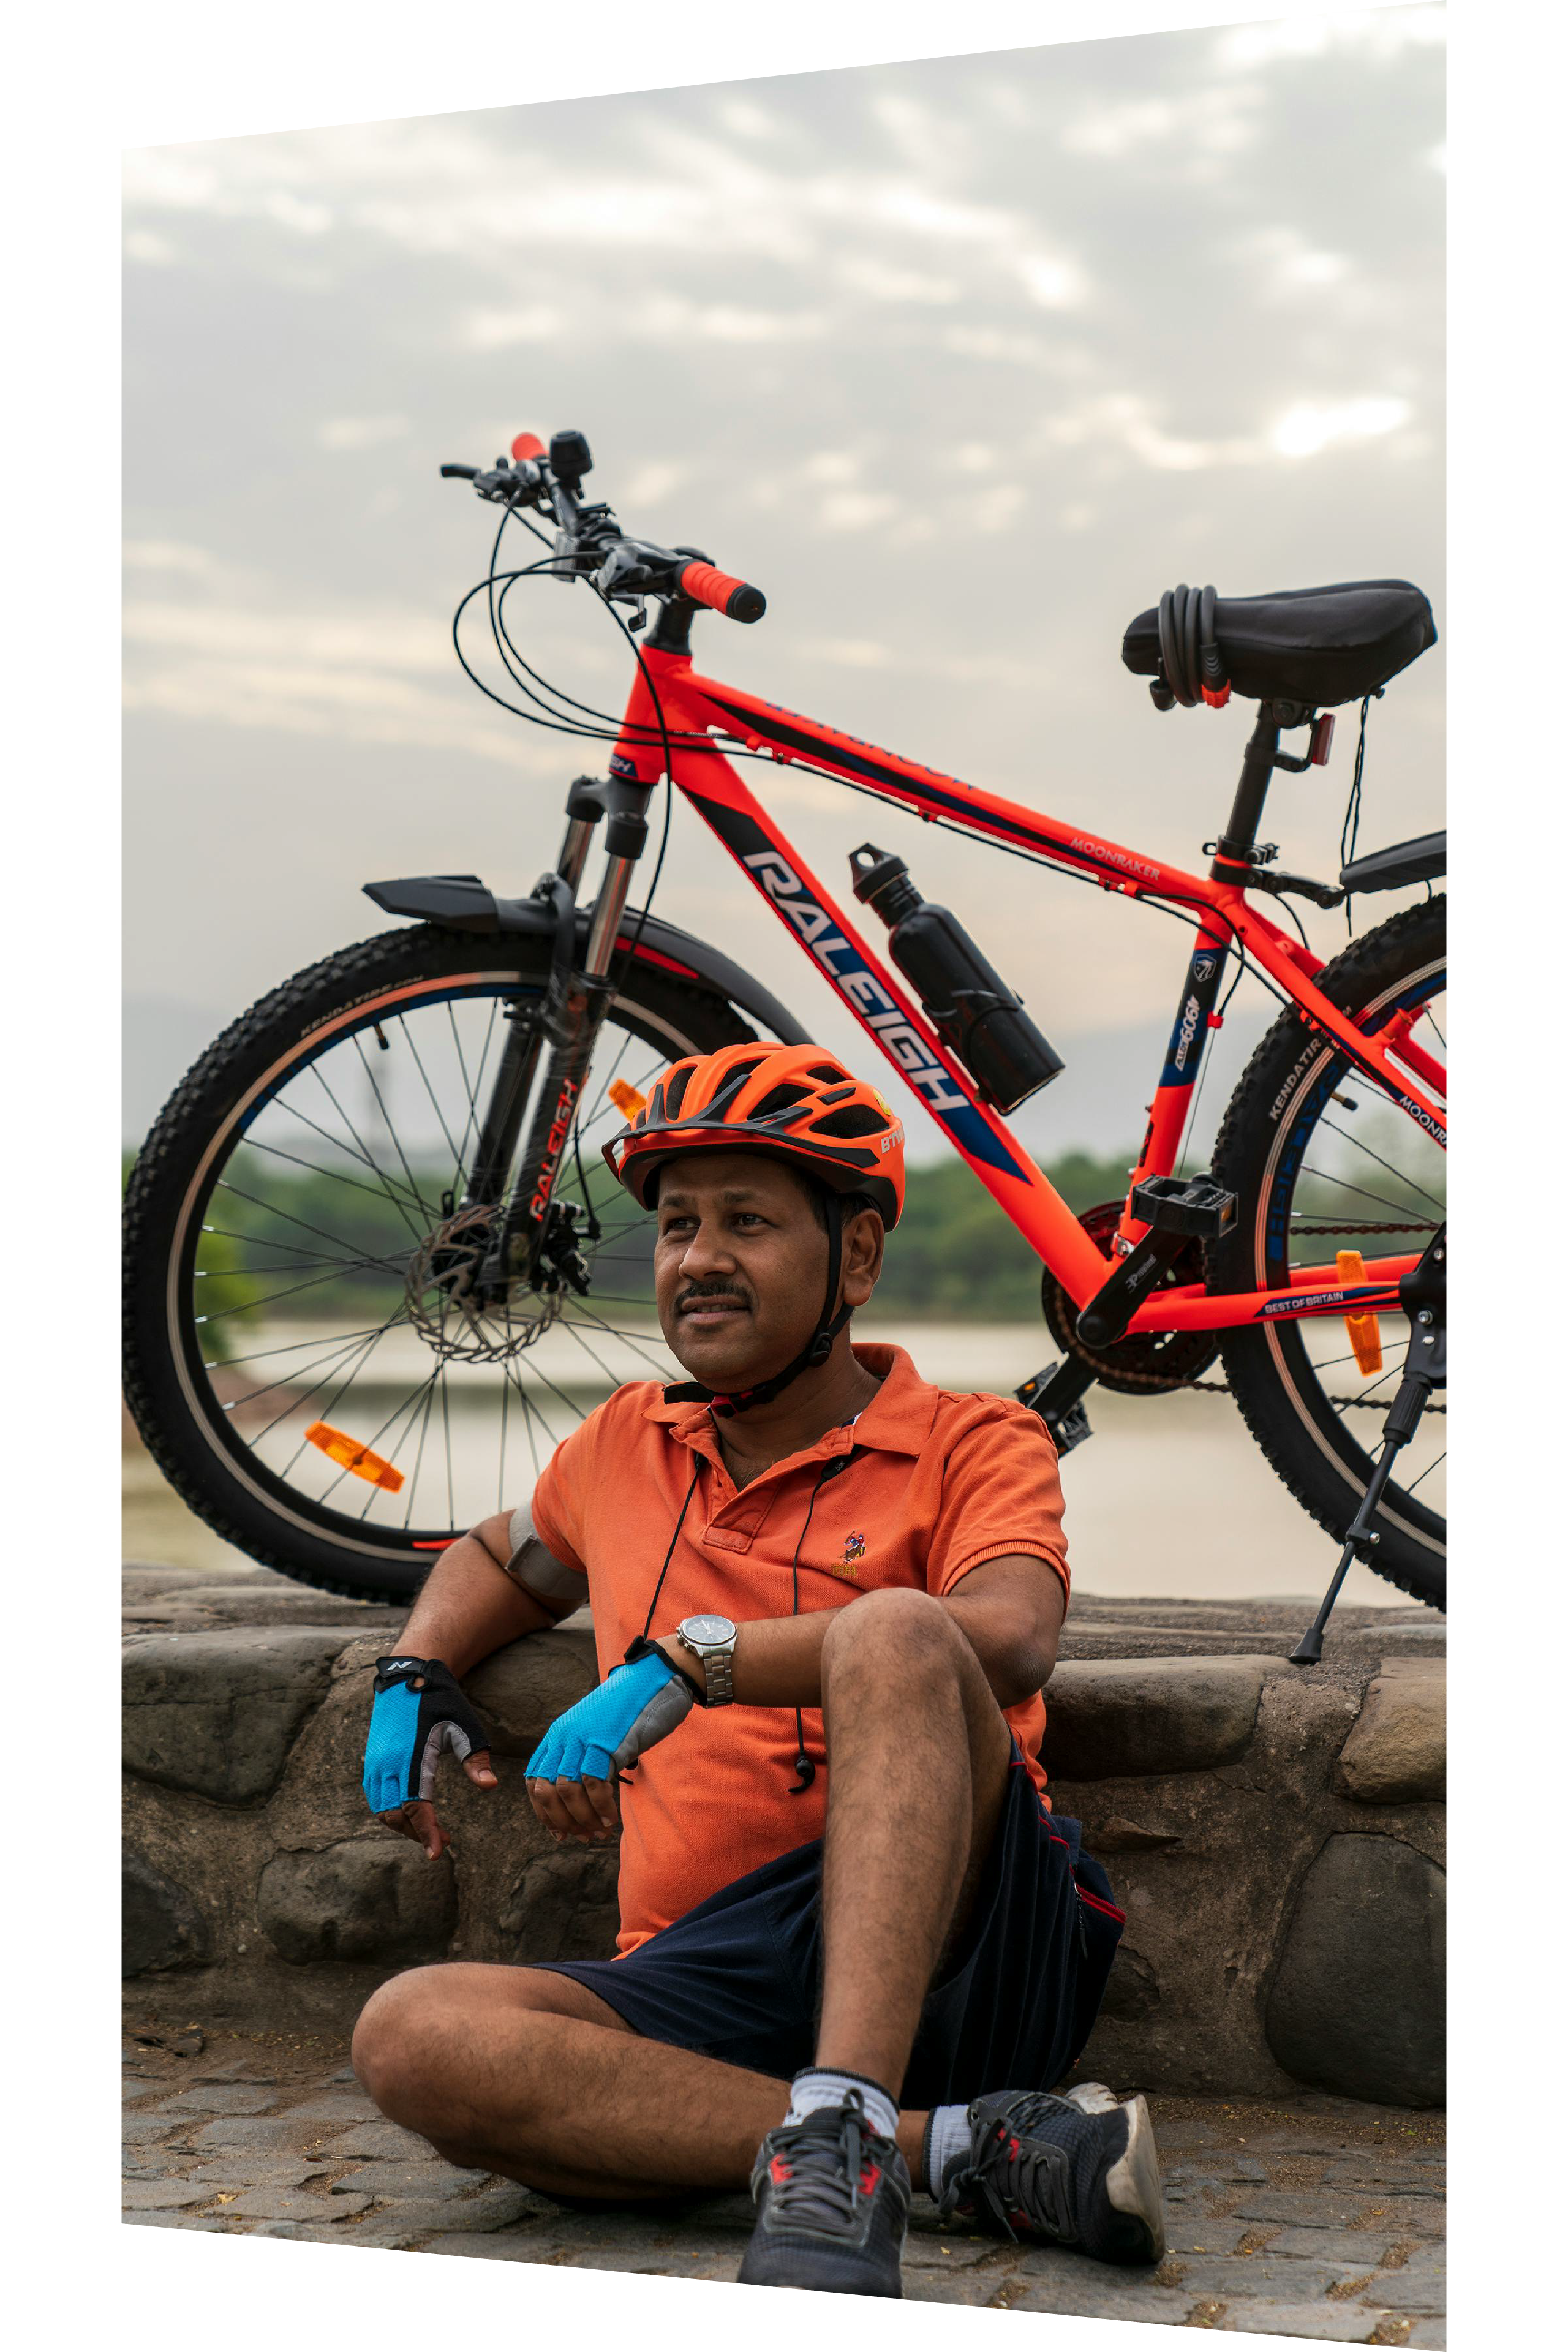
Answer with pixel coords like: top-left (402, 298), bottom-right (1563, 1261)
top-left (1290, 1220), bottom-right (1439, 1237)
top-left (1178, 1376), bottom-right (1444, 1415)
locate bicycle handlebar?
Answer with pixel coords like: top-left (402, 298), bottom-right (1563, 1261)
top-left (439, 428), bottom-right (766, 624)
top-left (677, 560), bottom-right (766, 624)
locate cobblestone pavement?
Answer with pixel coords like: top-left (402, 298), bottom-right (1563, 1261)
top-left (123, 2021), bottom-right (1444, 2342)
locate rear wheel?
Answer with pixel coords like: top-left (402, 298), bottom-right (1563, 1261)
top-left (123, 924), bottom-right (756, 1602)
top-left (1209, 896), bottom-right (1446, 1607)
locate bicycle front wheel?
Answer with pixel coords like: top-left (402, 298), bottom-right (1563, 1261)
top-left (1209, 895), bottom-right (1446, 1607)
top-left (123, 924), bottom-right (756, 1601)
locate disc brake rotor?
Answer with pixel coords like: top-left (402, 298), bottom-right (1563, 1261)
top-left (1040, 1199), bottom-right (1222, 1396)
top-left (404, 1205), bottom-right (564, 1362)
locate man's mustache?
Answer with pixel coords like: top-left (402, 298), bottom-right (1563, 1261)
top-left (674, 1280), bottom-right (752, 1314)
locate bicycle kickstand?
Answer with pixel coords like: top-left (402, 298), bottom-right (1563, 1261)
top-left (1289, 1224), bottom-right (1446, 1665)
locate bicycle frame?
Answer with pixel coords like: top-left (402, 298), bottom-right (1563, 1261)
top-left (605, 644), bottom-right (1446, 1334)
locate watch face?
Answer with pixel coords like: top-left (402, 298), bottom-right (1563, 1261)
top-left (682, 1615), bottom-right (735, 1646)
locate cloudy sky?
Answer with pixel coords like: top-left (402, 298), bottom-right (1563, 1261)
top-left (124, 5), bottom-right (1444, 1155)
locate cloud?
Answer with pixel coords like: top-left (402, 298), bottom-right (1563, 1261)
top-left (316, 414), bottom-right (410, 451)
top-left (462, 304), bottom-right (567, 350)
top-left (1229, 225), bottom-right (1355, 300)
top-left (629, 295), bottom-right (827, 344)
top-left (804, 638), bottom-right (895, 669)
top-left (122, 567), bottom-right (624, 770)
top-left (865, 185), bottom-right (1022, 246)
top-left (1061, 84), bottom-right (1261, 172)
top-left (1214, 8), bottom-right (1447, 69)
top-left (817, 489), bottom-right (900, 533)
top-left (1018, 255), bottom-right (1083, 309)
top-left (943, 325), bottom-right (1051, 369)
top-left (124, 229), bottom-right (179, 266)
top-left (1044, 392), bottom-right (1251, 473)
top-left (802, 451), bottom-right (861, 486)
top-left (124, 541), bottom-right (217, 574)
top-left (837, 257), bottom-right (960, 306)
top-left (619, 461), bottom-right (690, 511)
top-left (970, 484), bottom-right (1027, 533)
top-left (1270, 397), bottom-right (1412, 459)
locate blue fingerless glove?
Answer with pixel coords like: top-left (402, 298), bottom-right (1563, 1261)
top-left (525, 1646), bottom-right (695, 1785)
top-left (363, 1656), bottom-right (488, 1814)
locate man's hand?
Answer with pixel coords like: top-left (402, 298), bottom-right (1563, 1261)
top-left (526, 1646), bottom-right (696, 1845)
top-left (363, 1656), bottom-right (497, 1861)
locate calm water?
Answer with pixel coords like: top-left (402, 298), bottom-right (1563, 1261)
top-left (123, 1319), bottom-right (1414, 1609)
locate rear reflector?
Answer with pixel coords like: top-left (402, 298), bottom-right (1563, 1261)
top-left (1335, 1251), bottom-right (1384, 1376)
top-left (306, 1421), bottom-right (405, 1492)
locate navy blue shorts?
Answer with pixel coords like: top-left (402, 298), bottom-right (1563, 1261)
top-left (539, 1746), bottom-right (1125, 2109)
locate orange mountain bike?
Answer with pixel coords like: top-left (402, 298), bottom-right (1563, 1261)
top-left (123, 428), bottom-right (1446, 1609)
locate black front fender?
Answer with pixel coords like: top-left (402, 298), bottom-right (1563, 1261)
top-left (1338, 830), bottom-right (1446, 894)
top-left (362, 873), bottom-right (808, 1046)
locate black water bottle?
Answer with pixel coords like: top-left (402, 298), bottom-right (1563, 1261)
top-left (849, 845), bottom-right (1065, 1112)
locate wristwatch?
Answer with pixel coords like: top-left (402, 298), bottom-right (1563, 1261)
top-left (675, 1613), bottom-right (739, 1707)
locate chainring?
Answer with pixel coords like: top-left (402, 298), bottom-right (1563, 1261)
top-left (1041, 1199), bottom-right (1222, 1396)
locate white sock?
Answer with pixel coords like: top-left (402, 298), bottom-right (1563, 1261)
top-left (786, 2067), bottom-right (899, 2144)
top-left (923, 2101), bottom-right (971, 2193)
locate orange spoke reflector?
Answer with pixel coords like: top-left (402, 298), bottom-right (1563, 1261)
top-left (1336, 1251), bottom-right (1384, 1376)
top-left (608, 1079), bottom-right (648, 1122)
top-left (306, 1421), bottom-right (405, 1493)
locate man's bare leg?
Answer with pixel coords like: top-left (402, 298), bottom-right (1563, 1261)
top-left (355, 1587), bottom-right (1010, 2192)
top-left (814, 1586), bottom-right (1015, 2093)
top-left (352, 1963), bottom-right (937, 2194)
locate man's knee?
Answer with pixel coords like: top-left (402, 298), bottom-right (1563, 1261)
top-left (352, 1962), bottom-right (597, 2125)
top-left (352, 1964), bottom-right (462, 2117)
top-left (823, 1585), bottom-right (964, 1678)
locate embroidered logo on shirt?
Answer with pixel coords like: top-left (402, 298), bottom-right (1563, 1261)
top-left (837, 1531), bottom-right (867, 1573)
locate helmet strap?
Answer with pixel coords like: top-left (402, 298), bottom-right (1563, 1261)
top-left (663, 1190), bottom-right (850, 1417)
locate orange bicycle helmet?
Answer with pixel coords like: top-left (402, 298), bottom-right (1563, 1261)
top-left (603, 1043), bottom-right (905, 1414)
top-left (603, 1042), bottom-right (905, 1229)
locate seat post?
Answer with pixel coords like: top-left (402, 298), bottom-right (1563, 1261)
top-left (1208, 700), bottom-right (1290, 883)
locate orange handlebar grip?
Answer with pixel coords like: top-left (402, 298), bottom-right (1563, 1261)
top-left (677, 560), bottom-right (766, 624)
top-left (511, 431), bottom-right (546, 463)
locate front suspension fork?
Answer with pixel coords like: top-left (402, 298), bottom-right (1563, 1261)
top-left (473, 777), bottom-right (652, 1288)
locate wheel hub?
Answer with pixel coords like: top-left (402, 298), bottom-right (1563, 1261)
top-left (404, 1204), bottom-right (574, 1362)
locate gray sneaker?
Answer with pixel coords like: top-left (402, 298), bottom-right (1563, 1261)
top-left (934, 2086), bottom-right (1166, 2266)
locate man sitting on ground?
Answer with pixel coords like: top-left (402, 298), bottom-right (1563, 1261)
top-left (352, 1041), bottom-right (1164, 2297)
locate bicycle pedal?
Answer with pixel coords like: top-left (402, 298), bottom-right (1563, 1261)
top-left (1017, 1363), bottom-right (1096, 1457)
top-left (1129, 1174), bottom-right (1237, 1240)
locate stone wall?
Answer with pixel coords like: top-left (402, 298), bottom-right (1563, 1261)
top-left (123, 1624), bottom-right (1444, 2106)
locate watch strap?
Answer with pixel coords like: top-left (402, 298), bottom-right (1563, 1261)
top-left (692, 1635), bottom-right (735, 1708)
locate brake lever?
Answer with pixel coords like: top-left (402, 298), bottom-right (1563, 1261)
top-left (473, 459), bottom-right (548, 508)
top-left (590, 541), bottom-right (652, 599)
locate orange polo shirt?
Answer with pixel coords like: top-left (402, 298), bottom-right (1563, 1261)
top-left (528, 1341), bottom-right (1069, 1954)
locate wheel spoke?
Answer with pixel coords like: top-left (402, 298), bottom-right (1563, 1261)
top-left (349, 1031), bottom-right (441, 1229)
top-left (277, 1081), bottom-right (435, 1218)
top-left (169, 967), bottom-right (726, 1563)
top-left (214, 1179), bottom-right (391, 1267)
top-left (235, 1136), bottom-right (435, 1235)
top-left (1316, 1116), bottom-right (1447, 1214)
top-left (273, 1319), bottom-right (413, 1476)
top-left (1297, 1166), bottom-right (1436, 1224)
top-left (402, 1378), bottom-right (440, 1530)
top-left (447, 997), bottom-right (503, 1199)
top-left (197, 1261), bottom-right (405, 1326)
